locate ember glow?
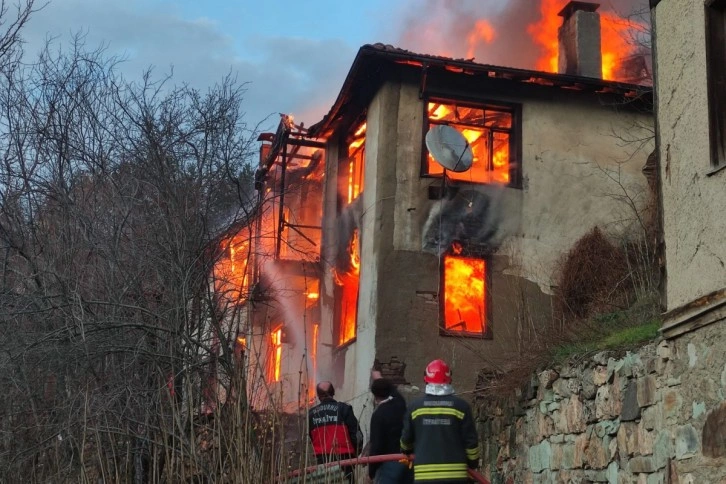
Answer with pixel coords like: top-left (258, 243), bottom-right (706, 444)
top-left (443, 255), bottom-right (485, 334)
top-left (427, 101), bottom-right (511, 184)
top-left (527, 0), bottom-right (646, 81)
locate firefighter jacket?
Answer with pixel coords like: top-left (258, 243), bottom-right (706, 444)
top-left (308, 398), bottom-right (361, 457)
top-left (400, 394), bottom-right (480, 482)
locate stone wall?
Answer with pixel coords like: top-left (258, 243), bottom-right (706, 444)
top-left (478, 320), bottom-right (726, 483)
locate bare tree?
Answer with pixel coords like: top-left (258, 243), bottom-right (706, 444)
top-left (0, 33), bottom-right (276, 482)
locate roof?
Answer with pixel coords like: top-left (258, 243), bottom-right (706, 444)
top-left (307, 43), bottom-right (653, 138)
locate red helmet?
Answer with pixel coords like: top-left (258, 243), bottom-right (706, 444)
top-left (424, 359), bottom-right (452, 384)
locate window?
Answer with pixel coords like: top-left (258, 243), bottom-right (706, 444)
top-left (440, 248), bottom-right (490, 338)
top-left (334, 229), bottom-right (360, 346)
top-left (424, 100), bottom-right (518, 185)
top-left (346, 122), bottom-right (366, 204)
top-left (267, 326), bottom-right (283, 383)
top-left (707, 0), bottom-right (726, 167)
top-left (333, 120), bottom-right (365, 347)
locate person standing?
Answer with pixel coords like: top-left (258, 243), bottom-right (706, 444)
top-left (400, 360), bottom-right (480, 483)
top-left (308, 381), bottom-right (362, 482)
top-left (368, 378), bottom-right (413, 484)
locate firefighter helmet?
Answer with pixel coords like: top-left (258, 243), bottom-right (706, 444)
top-left (424, 359), bottom-right (452, 384)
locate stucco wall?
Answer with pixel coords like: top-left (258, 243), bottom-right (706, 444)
top-left (655, 0), bottom-right (726, 311)
top-left (316, 75), bottom-right (653, 433)
top-left (478, 319), bottom-right (726, 483)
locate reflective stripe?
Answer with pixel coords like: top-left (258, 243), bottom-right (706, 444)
top-left (415, 463), bottom-right (467, 471)
top-left (414, 470), bottom-right (469, 480)
top-left (411, 407), bottom-right (465, 420)
top-left (466, 446), bottom-right (480, 459)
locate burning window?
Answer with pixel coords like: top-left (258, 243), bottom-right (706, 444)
top-left (424, 100), bottom-right (516, 185)
top-left (707, 0), bottom-right (726, 167)
top-left (441, 251), bottom-right (489, 337)
top-left (346, 121), bottom-right (366, 204)
top-left (334, 229), bottom-right (360, 346)
top-left (267, 326), bottom-right (283, 383)
top-left (213, 234), bottom-right (250, 304)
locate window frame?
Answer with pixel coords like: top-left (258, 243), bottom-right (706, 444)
top-left (438, 251), bottom-right (493, 339)
top-left (421, 97), bottom-right (522, 188)
top-left (706, 0), bottom-right (726, 171)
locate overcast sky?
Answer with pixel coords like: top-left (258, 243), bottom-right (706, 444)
top-left (21, 0), bottom-right (647, 132)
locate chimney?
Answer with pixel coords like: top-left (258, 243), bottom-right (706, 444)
top-left (557, 1), bottom-right (602, 78)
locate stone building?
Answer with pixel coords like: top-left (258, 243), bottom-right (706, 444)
top-left (237, 2), bottom-right (654, 421)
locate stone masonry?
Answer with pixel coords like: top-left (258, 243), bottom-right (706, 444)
top-left (477, 320), bottom-right (726, 483)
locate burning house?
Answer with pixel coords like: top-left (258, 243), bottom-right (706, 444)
top-left (221, 1), bottom-right (654, 421)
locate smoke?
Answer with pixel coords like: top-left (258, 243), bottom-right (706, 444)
top-left (422, 185), bottom-right (505, 257)
top-left (393, 0), bottom-right (649, 69)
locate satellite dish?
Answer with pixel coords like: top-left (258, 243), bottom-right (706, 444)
top-left (425, 125), bottom-right (473, 173)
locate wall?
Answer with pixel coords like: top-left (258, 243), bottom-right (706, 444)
top-left (374, 78), bottom-right (652, 394)
top-left (479, 320), bottom-right (726, 483)
top-left (655, 0), bottom-right (726, 311)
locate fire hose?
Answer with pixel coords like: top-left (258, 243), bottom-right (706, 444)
top-left (285, 453), bottom-right (490, 483)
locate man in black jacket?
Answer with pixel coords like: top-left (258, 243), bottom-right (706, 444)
top-left (368, 378), bottom-right (413, 483)
top-left (308, 381), bottom-right (362, 482)
top-left (400, 359), bottom-right (480, 483)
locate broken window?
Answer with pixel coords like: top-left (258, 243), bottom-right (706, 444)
top-left (333, 120), bottom-right (366, 347)
top-left (441, 249), bottom-right (490, 337)
top-left (267, 326), bottom-right (283, 383)
top-left (424, 100), bottom-right (517, 185)
top-left (707, 0), bottom-right (726, 167)
top-left (346, 122), bottom-right (366, 204)
top-left (334, 229), bottom-right (360, 346)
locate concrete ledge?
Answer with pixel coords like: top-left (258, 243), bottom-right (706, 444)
top-left (660, 288), bottom-right (726, 339)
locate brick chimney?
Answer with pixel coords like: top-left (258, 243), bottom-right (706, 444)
top-left (558, 1), bottom-right (602, 78)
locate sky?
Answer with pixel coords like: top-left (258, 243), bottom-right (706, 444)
top-left (20, 0), bottom-right (648, 133)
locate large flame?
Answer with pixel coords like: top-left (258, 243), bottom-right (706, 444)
top-left (527, 0), bottom-right (647, 81)
top-left (443, 255), bottom-right (485, 334)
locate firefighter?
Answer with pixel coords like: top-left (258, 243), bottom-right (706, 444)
top-left (308, 381), bottom-right (362, 483)
top-left (400, 360), bottom-right (480, 483)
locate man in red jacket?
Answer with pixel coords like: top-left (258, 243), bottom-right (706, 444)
top-left (308, 381), bottom-right (362, 483)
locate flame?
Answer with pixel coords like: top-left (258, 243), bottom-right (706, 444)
top-left (269, 327), bottom-right (282, 382)
top-left (528, 0), bottom-right (562, 73)
top-left (528, 0), bottom-right (647, 81)
top-left (426, 102), bottom-right (511, 183)
top-left (443, 255), bottom-right (485, 334)
top-left (214, 234), bottom-right (250, 304)
top-left (466, 19), bottom-right (496, 59)
top-left (309, 323), bottom-right (319, 400)
top-left (333, 229), bottom-right (360, 346)
top-left (347, 121), bottom-right (366, 205)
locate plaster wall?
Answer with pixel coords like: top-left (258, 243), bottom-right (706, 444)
top-left (373, 79), bottom-right (652, 398)
top-left (391, 83), bottom-right (653, 295)
top-left (654, 0), bottom-right (726, 311)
